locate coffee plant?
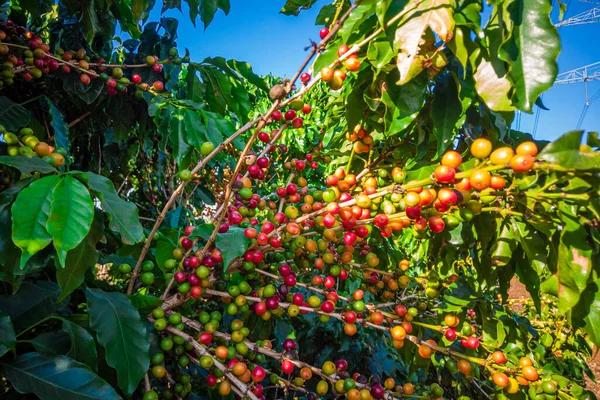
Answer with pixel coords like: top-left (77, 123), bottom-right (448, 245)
top-left (0, 0), bottom-right (598, 399)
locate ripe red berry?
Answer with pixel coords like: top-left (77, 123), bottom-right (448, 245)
top-left (292, 117), bottom-right (303, 129)
top-left (300, 72), bottom-right (311, 83)
top-left (132, 74), bottom-right (142, 84)
top-left (181, 237), bottom-right (193, 249)
top-left (319, 27), bottom-right (329, 39)
top-left (271, 110), bottom-right (283, 121)
top-left (284, 110), bottom-right (296, 121)
top-left (281, 359), bottom-right (295, 374)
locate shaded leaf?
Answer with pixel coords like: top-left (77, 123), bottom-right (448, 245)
top-left (280, 0), bottom-right (318, 16)
top-left (431, 73), bottom-right (462, 155)
top-left (1, 352), bottom-right (121, 400)
top-left (62, 320), bottom-right (98, 372)
top-left (43, 98), bottom-right (70, 158)
top-left (0, 96), bottom-right (31, 131)
top-left (0, 313), bottom-right (16, 357)
top-left (0, 156), bottom-right (57, 175)
top-left (86, 288), bottom-right (149, 397)
top-left (0, 281), bottom-right (60, 331)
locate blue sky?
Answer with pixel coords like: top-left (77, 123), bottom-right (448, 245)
top-left (149, 0), bottom-right (599, 142)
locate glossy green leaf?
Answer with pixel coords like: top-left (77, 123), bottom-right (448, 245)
top-left (82, 172), bottom-right (143, 245)
top-left (62, 320), bottom-right (98, 372)
top-left (169, 109), bottom-right (190, 164)
top-left (0, 313), bottom-right (16, 357)
top-left (0, 281), bottom-right (60, 331)
top-left (47, 176), bottom-right (94, 267)
top-left (86, 288), bottom-right (149, 397)
top-left (56, 212), bottom-right (103, 302)
top-left (188, 223), bottom-right (215, 241)
top-left (183, 110), bottom-right (209, 150)
top-left (128, 295), bottom-right (163, 314)
top-left (490, 220), bottom-right (517, 266)
top-left (367, 40), bottom-right (395, 75)
top-left (11, 175), bottom-right (60, 268)
top-left (0, 156), bottom-right (57, 175)
top-left (510, 219), bottom-right (548, 276)
top-left (431, 74), bottom-right (462, 156)
top-left (340, 4), bottom-right (375, 43)
top-left (216, 226), bottom-right (250, 270)
top-left (538, 130), bottom-right (600, 170)
top-left (498, 0), bottom-right (560, 112)
top-left (314, 46), bottom-right (338, 75)
top-left (394, 0), bottom-right (454, 84)
top-left (0, 96), bottom-right (31, 131)
top-left (448, 26), bottom-right (468, 76)
top-left (1, 352), bottom-right (121, 400)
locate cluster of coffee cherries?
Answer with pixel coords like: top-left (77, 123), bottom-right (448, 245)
top-left (2, 125), bottom-right (67, 167)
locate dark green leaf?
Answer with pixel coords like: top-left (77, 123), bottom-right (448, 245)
top-left (86, 288), bottom-right (149, 397)
top-left (132, 0), bottom-right (149, 19)
top-left (0, 97), bottom-right (31, 131)
top-left (81, 172), bottom-right (143, 245)
top-left (183, 111), bottom-right (208, 150)
top-left (227, 59), bottom-right (269, 93)
top-left (56, 212), bottom-right (103, 302)
top-left (216, 227), bottom-right (250, 270)
top-left (81, 0), bottom-right (101, 44)
top-left (29, 331), bottom-right (71, 355)
top-left (280, 0), bottom-right (318, 16)
top-left (0, 313), bottom-right (16, 357)
top-left (538, 130), bottom-right (600, 170)
top-left (0, 156), bottom-right (57, 174)
top-left (498, 0), bottom-right (560, 112)
top-left (42, 98), bottom-right (70, 159)
top-left (490, 220), bottom-right (517, 266)
top-left (62, 320), bottom-right (98, 372)
top-left (510, 220), bottom-right (548, 276)
top-left (127, 295), bottom-right (163, 314)
top-left (11, 175), bottom-right (60, 268)
top-left (431, 74), bottom-right (462, 156)
top-left (47, 176), bottom-right (94, 267)
top-left (200, 0), bottom-right (219, 28)
top-left (1, 352), bottom-right (121, 400)
top-left (0, 281), bottom-right (60, 331)
top-left (188, 223), bottom-right (215, 241)
top-left (572, 280), bottom-right (600, 348)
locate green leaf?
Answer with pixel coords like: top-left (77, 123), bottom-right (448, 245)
top-left (81, 0), bottom-right (101, 44)
top-left (169, 110), bottom-right (190, 164)
top-left (510, 220), bottom-right (548, 276)
top-left (394, 0), bottom-right (454, 84)
top-left (43, 98), bottom-right (70, 159)
top-left (490, 220), bottom-right (517, 266)
top-left (448, 26), bottom-right (469, 76)
top-left (280, 0), bottom-right (318, 16)
top-left (431, 74), bottom-right (462, 156)
top-left (132, 0), bottom-right (149, 19)
top-left (47, 176), bottom-right (94, 267)
top-left (227, 59), bottom-right (269, 93)
top-left (216, 226), bottom-right (250, 270)
top-left (572, 279), bottom-right (600, 347)
top-left (188, 223), bottom-right (215, 241)
top-left (0, 96), bottom-right (31, 131)
top-left (557, 203), bottom-right (593, 314)
top-left (62, 320), bottom-right (98, 372)
top-left (82, 172), bottom-right (143, 245)
top-left (30, 331), bottom-right (71, 355)
top-left (472, 22), bottom-right (515, 112)
top-left (339, 4), bottom-right (375, 43)
top-left (498, 0), bottom-right (560, 112)
top-left (0, 313), bottom-right (16, 357)
top-left (381, 72), bottom-right (428, 135)
top-left (1, 352), bottom-right (121, 400)
top-left (314, 46), bottom-right (338, 75)
top-left (86, 288), bottom-right (149, 397)
top-left (0, 156), bottom-right (57, 175)
top-left (56, 212), bottom-right (103, 302)
top-left (183, 111), bottom-right (208, 150)
top-left (200, 0), bottom-right (219, 28)
top-left (538, 130), bottom-right (600, 171)
top-left (11, 175), bottom-right (60, 268)
top-left (127, 295), bottom-right (163, 314)
top-left (367, 40), bottom-right (395, 75)
top-left (0, 281), bottom-right (60, 331)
